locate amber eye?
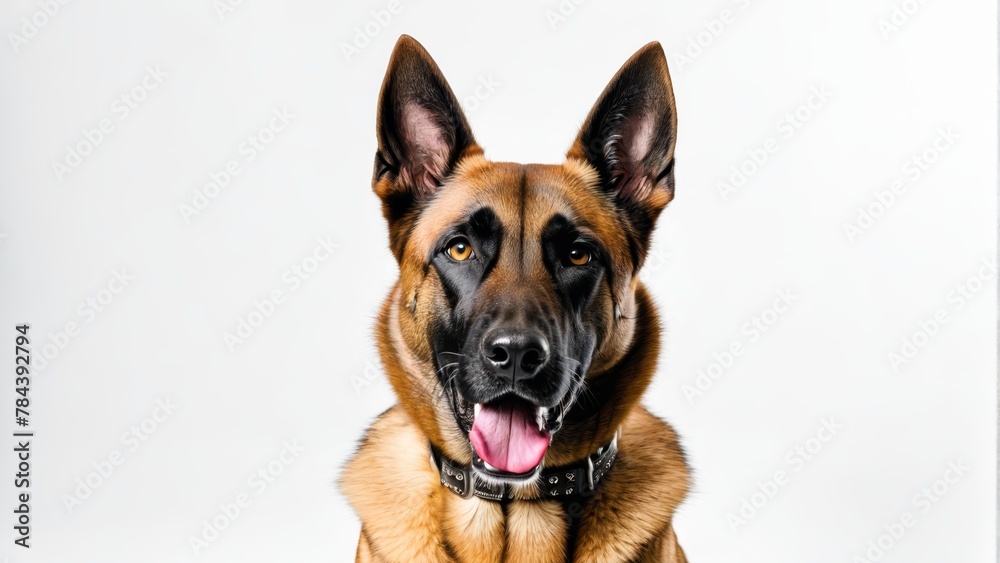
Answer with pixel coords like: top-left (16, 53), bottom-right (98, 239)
top-left (567, 244), bottom-right (591, 266)
top-left (447, 238), bottom-right (475, 261)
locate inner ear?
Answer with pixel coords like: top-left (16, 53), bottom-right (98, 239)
top-left (568, 42), bottom-right (677, 208)
top-left (614, 111), bottom-right (661, 201)
top-left (398, 102), bottom-right (451, 196)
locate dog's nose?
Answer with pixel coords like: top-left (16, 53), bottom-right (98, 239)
top-left (482, 330), bottom-right (550, 384)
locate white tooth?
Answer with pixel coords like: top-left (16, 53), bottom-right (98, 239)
top-left (484, 460), bottom-right (499, 471)
top-left (474, 403), bottom-right (482, 417)
top-left (536, 407), bottom-right (548, 431)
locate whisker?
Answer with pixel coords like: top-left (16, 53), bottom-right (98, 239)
top-left (436, 362), bottom-right (459, 375)
top-left (570, 367), bottom-right (598, 405)
top-left (440, 367), bottom-right (462, 397)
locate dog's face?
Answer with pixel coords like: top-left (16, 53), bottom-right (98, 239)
top-left (372, 36), bottom-right (676, 483)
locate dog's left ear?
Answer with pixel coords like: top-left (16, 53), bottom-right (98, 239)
top-left (567, 42), bottom-right (677, 242)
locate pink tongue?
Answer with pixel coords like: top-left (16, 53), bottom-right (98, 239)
top-left (470, 400), bottom-right (550, 474)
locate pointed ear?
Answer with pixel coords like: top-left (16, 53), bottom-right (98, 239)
top-left (373, 36), bottom-right (479, 234)
top-left (567, 42), bottom-right (677, 232)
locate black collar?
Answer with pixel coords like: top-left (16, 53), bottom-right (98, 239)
top-left (429, 430), bottom-right (620, 502)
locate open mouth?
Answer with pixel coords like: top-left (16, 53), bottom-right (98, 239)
top-left (450, 391), bottom-right (564, 478)
top-left (470, 397), bottom-right (551, 475)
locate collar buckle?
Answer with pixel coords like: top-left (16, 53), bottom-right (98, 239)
top-left (585, 454), bottom-right (596, 491)
top-left (587, 428), bottom-right (620, 491)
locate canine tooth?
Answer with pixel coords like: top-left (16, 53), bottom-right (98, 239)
top-left (474, 403), bottom-right (482, 417)
top-left (536, 407), bottom-right (548, 431)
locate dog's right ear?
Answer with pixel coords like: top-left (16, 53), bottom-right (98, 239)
top-left (373, 35), bottom-right (479, 258)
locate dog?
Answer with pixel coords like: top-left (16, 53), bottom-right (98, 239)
top-left (342, 35), bottom-right (689, 562)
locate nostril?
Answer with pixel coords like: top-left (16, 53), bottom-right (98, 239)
top-left (521, 348), bottom-right (546, 372)
top-left (488, 346), bottom-right (509, 366)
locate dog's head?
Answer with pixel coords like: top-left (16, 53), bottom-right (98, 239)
top-left (372, 36), bottom-right (676, 484)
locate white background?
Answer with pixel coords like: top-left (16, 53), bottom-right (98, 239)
top-left (0, 0), bottom-right (996, 561)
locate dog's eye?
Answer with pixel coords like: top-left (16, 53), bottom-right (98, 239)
top-left (566, 244), bottom-right (591, 266)
top-left (446, 238), bottom-right (475, 261)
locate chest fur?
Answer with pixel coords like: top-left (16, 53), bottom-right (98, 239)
top-left (341, 407), bottom-right (687, 562)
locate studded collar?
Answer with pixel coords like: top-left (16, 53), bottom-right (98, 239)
top-left (429, 430), bottom-right (620, 502)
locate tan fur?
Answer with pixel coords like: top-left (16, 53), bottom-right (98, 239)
top-left (342, 403), bottom-right (688, 562)
top-left (341, 408), bottom-right (451, 562)
top-left (503, 501), bottom-right (569, 563)
top-left (441, 494), bottom-right (504, 563)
